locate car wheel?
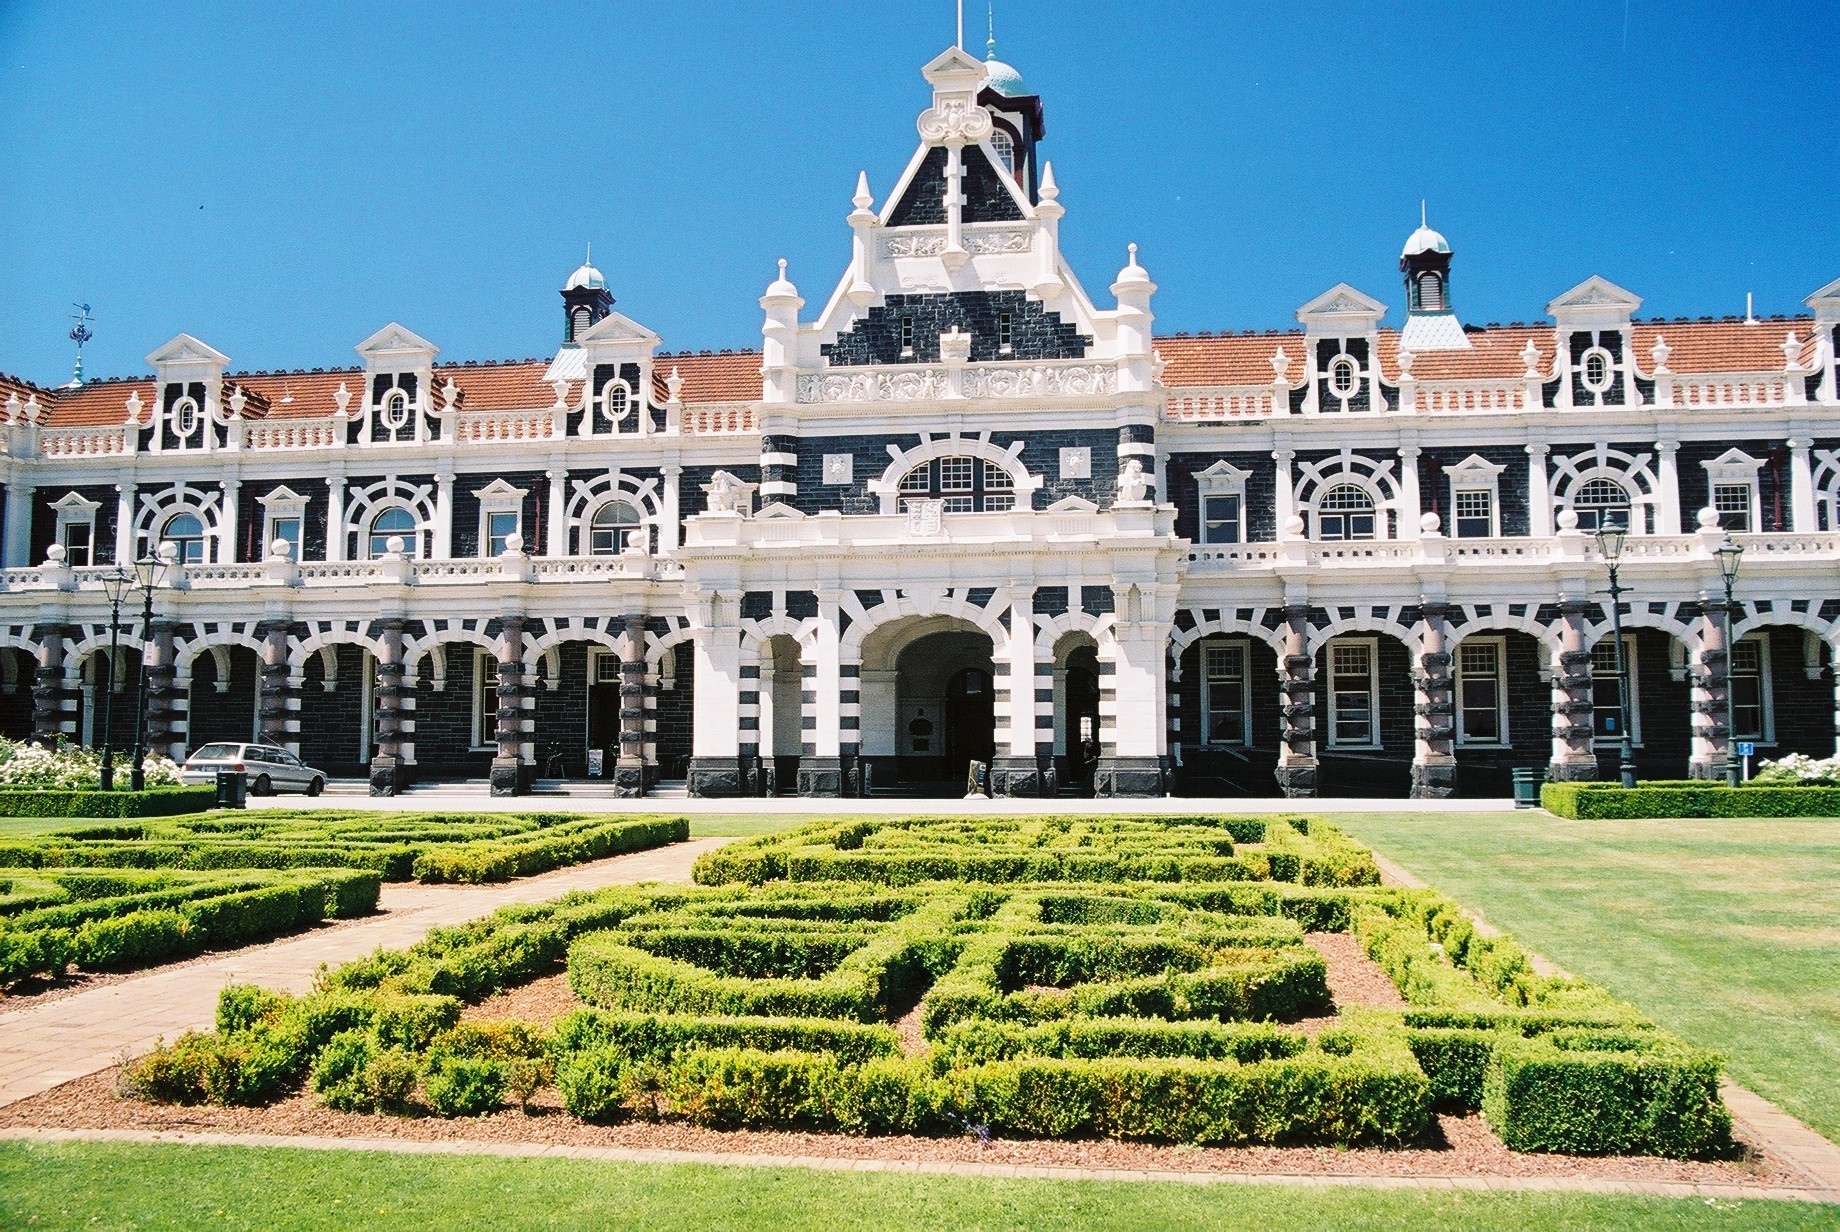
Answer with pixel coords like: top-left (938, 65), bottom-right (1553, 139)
top-left (251, 774), bottom-right (273, 797)
top-left (306, 777), bottom-right (324, 797)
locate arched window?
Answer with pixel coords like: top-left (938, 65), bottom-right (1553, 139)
top-left (570, 305), bottom-right (591, 340)
top-left (898, 457), bottom-right (1015, 513)
top-left (162, 512), bottom-right (207, 563)
top-left (601, 380), bottom-right (631, 425)
top-left (368, 506), bottom-right (419, 558)
top-left (589, 499), bottom-right (642, 554)
top-left (989, 130), bottom-right (1016, 176)
top-left (379, 389), bottom-right (411, 431)
top-left (1316, 484), bottom-right (1376, 541)
top-left (1571, 477), bottom-right (1630, 532)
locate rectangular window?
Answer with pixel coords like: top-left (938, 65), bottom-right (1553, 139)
top-left (998, 312), bottom-right (1013, 352)
top-left (899, 316), bottom-right (915, 353)
top-left (1590, 636), bottom-right (1640, 743)
top-left (486, 511), bottom-right (520, 557)
top-left (1327, 639), bottom-right (1378, 748)
top-left (1453, 489), bottom-right (1494, 539)
top-left (472, 650), bottom-right (500, 749)
top-left (1455, 639), bottom-right (1507, 745)
top-left (1712, 484), bottom-right (1753, 533)
top-left (938, 457), bottom-right (975, 491)
top-left (593, 650), bottom-right (622, 684)
top-left (1200, 641), bottom-right (1250, 746)
top-left (59, 521), bottom-right (92, 567)
top-left (1729, 637), bottom-right (1770, 742)
top-left (1202, 494), bottom-right (1242, 544)
top-left (267, 516), bottom-right (302, 560)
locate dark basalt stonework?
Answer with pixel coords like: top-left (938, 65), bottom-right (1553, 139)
top-left (1409, 762), bottom-right (1457, 799)
top-left (1274, 763), bottom-right (1318, 798)
top-left (823, 291), bottom-right (1089, 366)
top-left (612, 762), bottom-right (645, 798)
top-left (886, 145), bottom-right (1024, 227)
top-left (688, 756), bottom-right (744, 798)
top-left (797, 755), bottom-right (844, 798)
top-left (1095, 755), bottom-right (1163, 798)
top-left (989, 755), bottom-right (1044, 798)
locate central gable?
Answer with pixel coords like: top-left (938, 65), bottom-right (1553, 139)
top-left (821, 291), bottom-right (1090, 366)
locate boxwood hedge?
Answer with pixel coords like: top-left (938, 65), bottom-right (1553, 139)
top-left (1542, 780), bottom-right (1840, 819)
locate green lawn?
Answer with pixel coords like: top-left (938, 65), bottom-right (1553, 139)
top-left (1332, 811), bottom-right (1840, 1145)
top-left (686, 813), bottom-right (806, 837)
top-left (0, 1141), bottom-right (1826, 1232)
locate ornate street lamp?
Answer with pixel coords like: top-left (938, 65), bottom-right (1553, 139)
top-left (1715, 535), bottom-right (1745, 787)
top-left (97, 568), bottom-right (135, 791)
top-left (128, 552), bottom-right (168, 792)
top-left (1594, 521), bottom-right (1637, 789)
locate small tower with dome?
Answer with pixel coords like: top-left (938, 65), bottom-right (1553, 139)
top-left (977, 20), bottom-right (1045, 201)
top-left (1399, 206), bottom-right (1470, 351)
top-left (560, 248), bottom-right (614, 343)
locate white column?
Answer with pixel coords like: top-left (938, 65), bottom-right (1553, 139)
top-left (432, 473), bottom-right (455, 559)
top-left (1789, 437), bottom-right (1817, 531)
top-left (659, 465), bottom-right (682, 553)
top-left (219, 479), bottom-right (241, 563)
top-left (114, 484), bottom-right (136, 566)
top-left (1527, 443), bottom-right (1552, 538)
top-left (1655, 439), bottom-right (1682, 535)
top-left (325, 472), bottom-right (347, 562)
top-left (1273, 448), bottom-right (1296, 537)
top-left (1006, 590), bottom-right (1038, 757)
top-left (545, 467), bottom-right (568, 557)
top-left (691, 596), bottom-right (742, 760)
top-left (811, 591), bottom-right (842, 759)
top-left (4, 484), bottom-right (33, 567)
top-left (1397, 445), bottom-right (1422, 540)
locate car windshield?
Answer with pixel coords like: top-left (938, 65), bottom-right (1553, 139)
top-left (188, 744), bottom-right (242, 761)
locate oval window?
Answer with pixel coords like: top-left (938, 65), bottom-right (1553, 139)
top-left (603, 380), bottom-right (631, 424)
top-left (380, 390), bottom-right (411, 430)
top-left (172, 397), bottom-right (199, 437)
top-left (1581, 347), bottom-right (1613, 393)
top-left (1329, 355), bottom-right (1359, 398)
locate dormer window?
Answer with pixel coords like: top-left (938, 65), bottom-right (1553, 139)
top-left (172, 396), bottom-right (200, 438)
top-left (1580, 347), bottom-right (1614, 394)
top-left (1328, 355), bottom-right (1360, 399)
top-left (380, 389), bottom-right (411, 431)
top-left (990, 129), bottom-right (1016, 176)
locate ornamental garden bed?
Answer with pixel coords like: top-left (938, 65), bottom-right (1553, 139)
top-left (44, 814), bottom-right (1758, 1173)
top-left (0, 811), bottom-right (688, 884)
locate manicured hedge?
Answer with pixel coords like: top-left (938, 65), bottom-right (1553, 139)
top-left (0, 786), bottom-right (215, 818)
top-left (1542, 781), bottom-right (1840, 819)
top-left (0, 867), bottom-right (379, 987)
top-left (0, 812), bottom-right (688, 883)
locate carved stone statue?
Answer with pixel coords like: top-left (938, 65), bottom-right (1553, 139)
top-left (1117, 458), bottom-right (1150, 503)
top-left (707, 470), bottom-right (741, 513)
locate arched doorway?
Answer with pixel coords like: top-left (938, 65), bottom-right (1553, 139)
top-left (858, 615), bottom-right (996, 796)
top-left (759, 634), bottom-right (804, 794)
top-left (1053, 637), bottom-right (1101, 795)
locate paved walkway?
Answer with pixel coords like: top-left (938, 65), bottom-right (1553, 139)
top-left (1, 1125), bottom-right (1834, 1205)
top-left (0, 838), bottom-right (730, 1109)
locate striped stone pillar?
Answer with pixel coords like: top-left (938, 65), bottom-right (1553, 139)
top-left (1549, 601), bottom-right (1599, 781)
top-left (490, 615), bottom-right (532, 797)
top-left (369, 618), bottom-right (407, 795)
top-left (1274, 604), bottom-right (1317, 797)
top-left (256, 619), bottom-right (296, 748)
top-left (30, 623), bottom-right (74, 747)
top-left (614, 613), bottom-right (647, 797)
top-left (991, 589), bottom-right (1043, 797)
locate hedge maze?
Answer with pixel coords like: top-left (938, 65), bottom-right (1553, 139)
top-left (124, 815), bottom-right (1735, 1159)
top-left (0, 811), bottom-right (688, 884)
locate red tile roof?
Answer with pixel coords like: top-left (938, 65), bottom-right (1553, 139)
top-left (657, 350), bottom-right (762, 403)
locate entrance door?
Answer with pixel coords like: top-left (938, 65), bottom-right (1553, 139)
top-left (1063, 647), bottom-right (1100, 795)
top-left (944, 667), bottom-right (996, 779)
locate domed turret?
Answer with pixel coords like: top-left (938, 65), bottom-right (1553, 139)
top-left (1399, 205), bottom-right (1469, 352)
top-left (983, 34), bottom-right (1027, 97)
top-left (560, 245), bottom-right (614, 343)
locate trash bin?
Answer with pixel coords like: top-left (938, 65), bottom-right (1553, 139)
top-left (1511, 766), bottom-right (1545, 810)
top-left (215, 770), bottom-right (247, 809)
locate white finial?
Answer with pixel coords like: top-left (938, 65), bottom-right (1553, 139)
top-left (1038, 160), bottom-right (1058, 200)
top-left (853, 170), bottom-right (873, 210)
top-left (987, 2), bottom-right (996, 56)
top-left (1745, 292), bottom-right (1756, 324)
top-left (585, 242), bottom-right (591, 265)
top-left (778, 258), bottom-right (787, 279)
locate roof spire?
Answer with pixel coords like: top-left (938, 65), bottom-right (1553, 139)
top-left (987, 3), bottom-right (996, 58)
top-left (956, 0), bottom-right (963, 48)
top-left (1420, 199), bottom-right (1427, 229)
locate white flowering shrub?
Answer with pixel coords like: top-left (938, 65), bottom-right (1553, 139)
top-left (1751, 752), bottom-right (1840, 786)
top-left (0, 737), bottom-right (182, 790)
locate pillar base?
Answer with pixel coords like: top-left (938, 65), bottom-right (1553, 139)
top-left (1410, 759), bottom-right (1457, 799)
top-left (1274, 761), bottom-right (1318, 798)
top-left (1547, 757), bottom-right (1600, 783)
top-left (489, 758), bottom-right (530, 797)
top-left (369, 756), bottom-right (405, 797)
top-left (989, 755), bottom-right (1044, 798)
top-left (612, 760), bottom-right (646, 798)
top-left (688, 756), bottom-right (745, 798)
top-left (797, 756), bottom-right (844, 798)
top-left (1095, 755), bottom-right (1163, 798)
top-left (1687, 758), bottom-right (1725, 782)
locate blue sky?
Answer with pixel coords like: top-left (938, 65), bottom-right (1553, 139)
top-left (1, 1), bottom-right (1835, 384)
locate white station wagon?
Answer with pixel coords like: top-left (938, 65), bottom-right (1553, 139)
top-left (180, 742), bottom-right (327, 797)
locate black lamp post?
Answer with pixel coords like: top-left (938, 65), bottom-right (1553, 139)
top-left (128, 553), bottom-right (166, 792)
top-left (1594, 521), bottom-right (1638, 789)
top-left (1715, 535), bottom-right (1745, 787)
top-left (98, 568), bottom-right (134, 791)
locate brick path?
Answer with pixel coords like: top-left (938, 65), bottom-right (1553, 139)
top-left (0, 838), bottom-right (730, 1109)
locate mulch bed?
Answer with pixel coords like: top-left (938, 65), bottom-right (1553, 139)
top-left (0, 1068), bottom-right (1798, 1188)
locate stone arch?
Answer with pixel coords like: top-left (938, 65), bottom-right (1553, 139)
top-left (289, 624), bottom-right (386, 674)
top-left (344, 478), bottom-right (437, 559)
top-left (132, 482), bottom-right (224, 563)
top-left (841, 591), bottom-right (1010, 663)
top-left (1549, 444), bottom-right (1662, 534)
top-left (1293, 450), bottom-right (1402, 541)
top-left (174, 626), bottom-right (265, 678)
top-left (1304, 609), bottom-right (1421, 658)
top-left (867, 432), bottom-right (1044, 514)
top-left (564, 471), bottom-right (665, 556)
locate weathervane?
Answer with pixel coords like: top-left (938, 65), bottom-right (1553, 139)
top-left (67, 303), bottom-right (94, 387)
